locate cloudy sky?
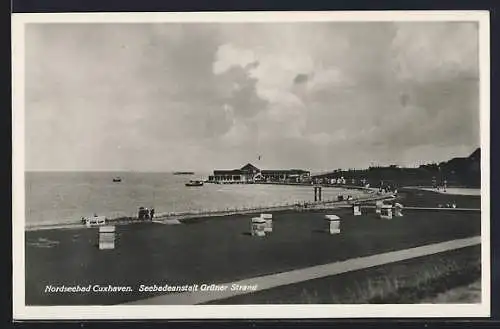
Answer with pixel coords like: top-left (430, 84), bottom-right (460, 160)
top-left (25, 21), bottom-right (480, 172)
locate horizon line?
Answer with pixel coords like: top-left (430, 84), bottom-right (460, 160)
top-left (22, 147), bottom-right (481, 174)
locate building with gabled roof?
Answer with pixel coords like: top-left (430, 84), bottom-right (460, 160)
top-left (208, 163), bottom-right (310, 184)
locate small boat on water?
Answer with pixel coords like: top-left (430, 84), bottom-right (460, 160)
top-left (185, 180), bottom-right (204, 187)
top-left (112, 177), bottom-right (122, 182)
top-left (174, 171), bottom-right (195, 175)
top-left (81, 215), bottom-right (107, 227)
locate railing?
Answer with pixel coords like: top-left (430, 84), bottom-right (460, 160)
top-left (150, 193), bottom-right (396, 222)
top-left (26, 189), bottom-right (397, 231)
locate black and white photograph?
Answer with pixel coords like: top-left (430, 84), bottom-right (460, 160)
top-left (12, 11), bottom-right (490, 319)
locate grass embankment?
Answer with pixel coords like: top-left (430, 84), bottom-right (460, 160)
top-left (25, 189), bottom-right (481, 305)
top-left (421, 279), bottom-right (481, 303)
top-left (208, 245), bottom-right (481, 304)
top-left (397, 188), bottom-right (481, 209)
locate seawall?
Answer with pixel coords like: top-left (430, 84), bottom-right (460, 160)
top-left (25, 191), bottom-right (396, 232)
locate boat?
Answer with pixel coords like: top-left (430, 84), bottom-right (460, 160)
top-left (174, 171), bottom-right (195, 175)
top-left (81, 215), bottom-right (107, 227)
top-left (112, 177), bottom-right (122, 182)
top-left (185, 180), bottom-right (204, 187)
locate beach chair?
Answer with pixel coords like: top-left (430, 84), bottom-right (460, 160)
top-left (99, 225), bottom-right (116, 250)
top-left (380, 205), bottom-right (393, 220)
top-left (324, 215), bottom-right (341, 234)
top-left (353, 203), bottom-right (362, 216)
top-left (251, 217), bottom-right (266, 237)
top-left (260, 213), bottom-right (273, 233)
top-left (394, 203), bottom-right (404, 217)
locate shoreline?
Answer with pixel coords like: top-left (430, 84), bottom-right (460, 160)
top-left (209, 181), bottom-right (370, 190)
top-left (24, 184), bottom-right (482, 232)
top-left (25, 186), bottom-right (388, 232)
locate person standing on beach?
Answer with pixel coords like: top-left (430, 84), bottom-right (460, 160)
top-left (138, 207), bottom-right (145, 220)
top-left (150, 208), bottom-right (155, 220)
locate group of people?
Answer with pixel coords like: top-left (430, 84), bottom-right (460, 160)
top-left (432, 178), bottom-right (448, 191)
top-left (138, 207), bottom-right (155, 220)
top-left (377, 181), bottom-right (398, 194)
top-left (337, 194), bottom-right (354, 201)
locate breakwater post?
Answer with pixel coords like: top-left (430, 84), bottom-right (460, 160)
top-left (314, 186), bottom-right (322, 202)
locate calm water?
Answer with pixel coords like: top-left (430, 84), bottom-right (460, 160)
top-left (25, 172), bottom-right (364, 226)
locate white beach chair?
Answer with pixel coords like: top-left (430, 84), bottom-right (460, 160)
top-left (251, 217), bottom-right (266, 237)
top-left (260, 213), bottom-right (273, 233)
top-left (380, 205), bottom-right (393, 220)
top-left (99, 225), bottom-right (116, 250)
top-left (324, 214), bottom-right (341, 234)
top-left (375, 201), bottom-right (383, 214)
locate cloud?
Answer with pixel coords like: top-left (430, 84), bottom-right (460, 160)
top-left (213, 43), bottom-right (258, 75)
top-left (293, 73), bottom-right (309, 85)
top-left (24, 22), bottom-right (480, 171)
top-left (391, 22), bottom-right (479, 82)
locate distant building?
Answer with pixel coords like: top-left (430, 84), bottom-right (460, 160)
top-left (208, 163), bottom-right (310, 183)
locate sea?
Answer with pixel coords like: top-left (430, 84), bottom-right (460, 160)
top-left (24, 171), bottom-right (366, 227)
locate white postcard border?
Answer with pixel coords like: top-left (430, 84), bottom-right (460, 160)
top-left (12, 10), bottom-right (491, 320)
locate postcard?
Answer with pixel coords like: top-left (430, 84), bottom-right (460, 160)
top-left (12, 10), bottom-right (490, 320)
